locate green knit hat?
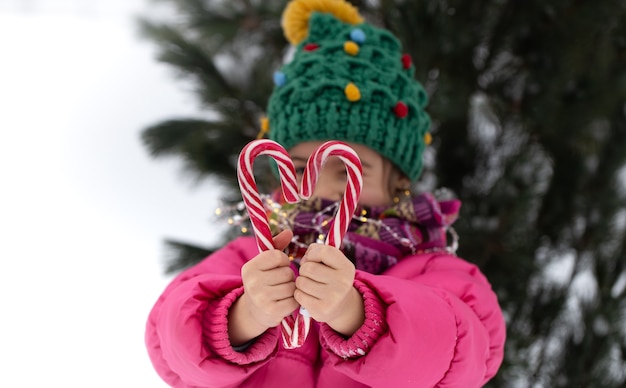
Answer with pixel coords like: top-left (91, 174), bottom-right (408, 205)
top-left (262, 0), bottom-right (432, 181)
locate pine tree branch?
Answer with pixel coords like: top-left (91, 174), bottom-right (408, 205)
top-left (138, 20), bottom-right (241, 103)
top-left (140, 118), bottom-right (250, 185)
top-left (162, 239), bottom-right (216, 274)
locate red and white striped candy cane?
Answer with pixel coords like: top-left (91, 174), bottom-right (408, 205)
top-left (237, 139), bottom-right (299, 252)
top-left (301, 140), bottom-right (363, 248)
top-left (294, 140), bottom-right (363, 347)
top-left (237, 139), bottom-right (363, 349)
top-left (237, 139), bottom-right (308, 349)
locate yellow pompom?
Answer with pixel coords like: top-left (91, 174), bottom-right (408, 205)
top-left (344, 41), bottom-right (359, 56)
top-left (257, 117), bottom-right (270, 139)
top-left (424, 132), bottom-right (432, 145)
top-left (345, 82), bottom-right (361, 102)
top-left (282, 0), bottom-right (364, 45)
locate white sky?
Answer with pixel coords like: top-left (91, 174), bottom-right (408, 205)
top-left (0, 1), bottom-right (224, 386)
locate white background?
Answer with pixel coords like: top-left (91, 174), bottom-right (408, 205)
top-left (0, 1), bottom-right (223, 386)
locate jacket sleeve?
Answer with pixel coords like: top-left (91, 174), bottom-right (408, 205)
top-left (319, 252), bottom-right (506, 387)
top-left (145, 237), bottom-right (280, 388)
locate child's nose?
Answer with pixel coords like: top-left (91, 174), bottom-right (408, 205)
top-left (311, 172), bottom-right (345, 201)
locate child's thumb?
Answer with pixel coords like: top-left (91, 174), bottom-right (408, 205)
top-left (272, 229), bottom-right (293, 251)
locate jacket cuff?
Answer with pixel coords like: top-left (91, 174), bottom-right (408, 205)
top-left (319, 278), bottom-right (388, 359)
top-left (203, 286), bottom-right (279, 364)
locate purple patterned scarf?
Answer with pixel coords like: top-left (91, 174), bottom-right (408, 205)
top-left (269, 192), bottom-right (461, 275)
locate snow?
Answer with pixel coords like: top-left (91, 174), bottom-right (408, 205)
top-left (0, 2), bottom-right (222, 386)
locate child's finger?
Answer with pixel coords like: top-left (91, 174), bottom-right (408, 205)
top-left (298, 261), bottom-right (334, 284)
top-left (269, 282), bottom-right (298, 302)
top-left (244, 250), bottom-right (291, 273)
top-left (302, 244), bottom-right (350, 270)
top-left (295, 272), bottom-right (325, 297)
top-left (272, 229), bottom-right (294, 250)
top-left (275, 297), bottom-right (300, 316)
top-left (300, 243), bottom-right (323, 264)
top-left (266, 266), bottom-right (296, 286)
top-left (293, 289), bottom-right (322, 316)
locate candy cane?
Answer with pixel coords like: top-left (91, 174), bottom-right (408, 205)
top-left (301, 140), bottom-right (363, 248)
top-left (237, 139), bottom-right (363, 349)
top-left (237, 139), bottom-right (306, 349)
top-left (237, 139), bottom-right (300, 252)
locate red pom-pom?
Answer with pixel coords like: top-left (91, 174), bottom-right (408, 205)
top-left (394, 102), bottom-right (408, 118)
top-left (401, 54), bottom-right (412, 69)
top-left (304, 43), bottom-right (319, 51)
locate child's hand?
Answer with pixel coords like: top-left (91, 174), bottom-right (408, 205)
top-left (295, 244), bottom-right (365, 337)
top-left (228, 230), bottom-right (299, 346)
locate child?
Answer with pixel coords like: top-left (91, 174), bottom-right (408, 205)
top-left (145, 0), bottom-right (506, 386)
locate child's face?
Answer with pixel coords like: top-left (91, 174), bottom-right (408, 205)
top-left (289, 141), bottom-right (409, 207)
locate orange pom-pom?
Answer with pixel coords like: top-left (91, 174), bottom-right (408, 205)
top-left (345, 82), bottom-right (361, 102)
top-left (257, 117), bottom-right (270, 139)
top-left (424, 132), bottom-right (432, 145)
top-left (344, 41), bottom-right (359, 56)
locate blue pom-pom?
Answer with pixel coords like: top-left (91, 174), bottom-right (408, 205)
top-left (273, 71), bottom-right (287, 87)
top-left (350, 28), bottom-right (366, 44)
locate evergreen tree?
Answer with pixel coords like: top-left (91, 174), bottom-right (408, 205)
top-left (138, 0), bottom-right (626, 386)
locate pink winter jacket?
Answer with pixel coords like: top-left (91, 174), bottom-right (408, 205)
top-left (146, 236), bottom-right (506, 387)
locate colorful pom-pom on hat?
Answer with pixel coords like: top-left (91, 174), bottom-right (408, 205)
top-left (345, 82), bottom-right (361, 101)
top-left (257, 117), bottom-right (270, 139)
top-left (267, 0), bottom-right (431, 181)
top-left (424, 132), bottom-right (433, 145)
top-left (394, 102), bottom-right (408, 118)
top-left (344, 41), bottom-right (359, 56)
top-left (350, 28), bottom-right (366, 43)
top-left (303, 43), bottom-right (319, 51)
top-left (401, 54), bottom-right (412, 69)
top-left (273, 71), bottom-right (287, 87)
